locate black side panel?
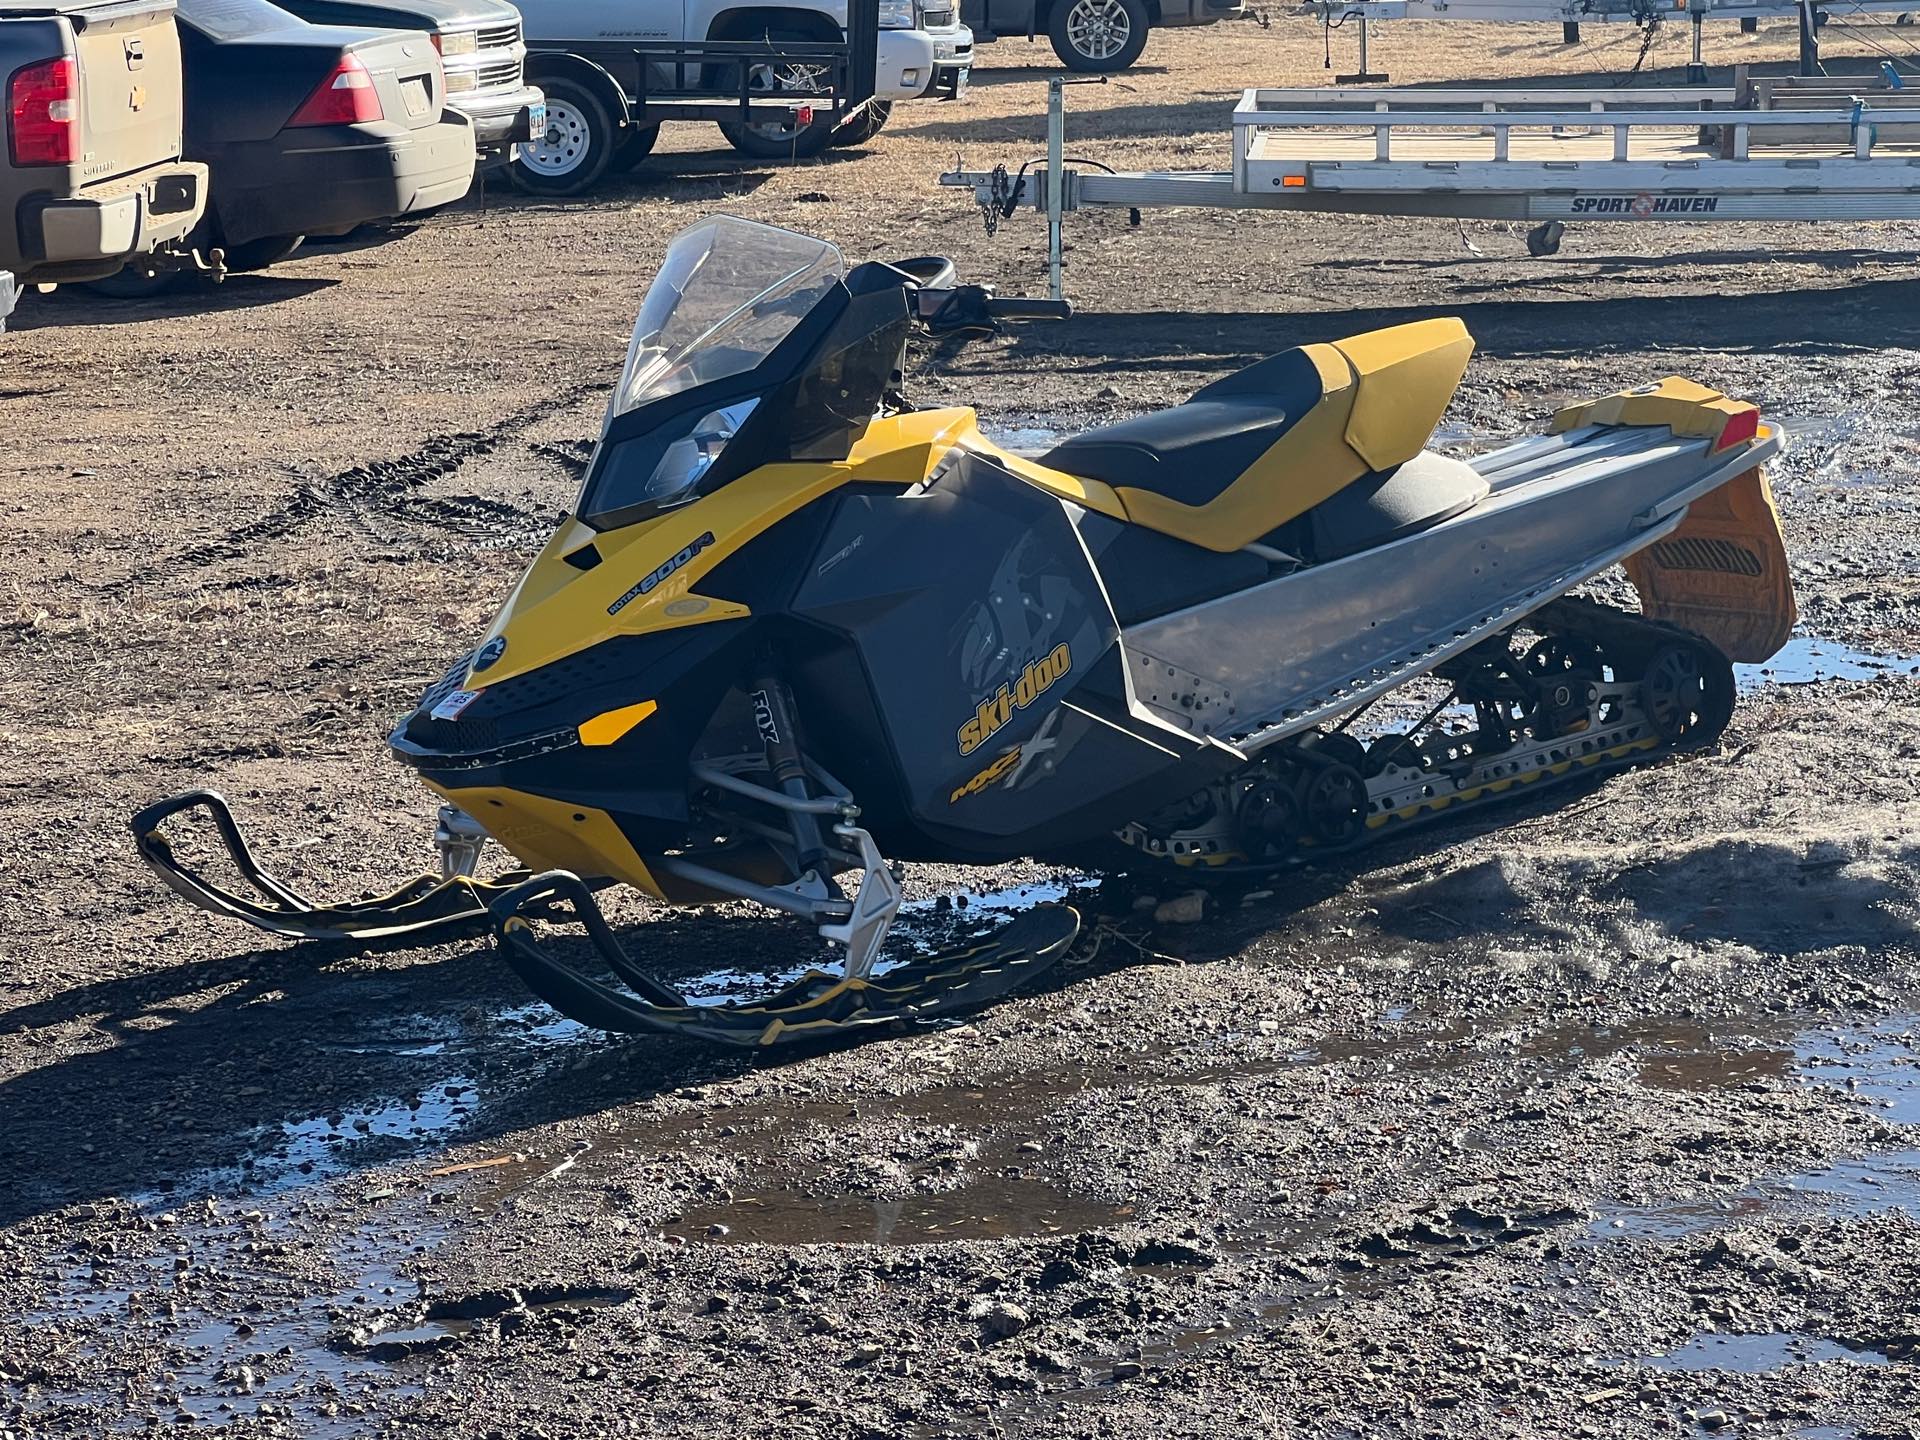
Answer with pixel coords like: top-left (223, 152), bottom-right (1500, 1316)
top-left (1075, 511), bottom-right (1271, 625)
top-left (787, 453), bottom-right (1210, 861)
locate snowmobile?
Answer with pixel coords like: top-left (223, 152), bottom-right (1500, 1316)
top-left (133, 215), bottom-right (1797, 1047)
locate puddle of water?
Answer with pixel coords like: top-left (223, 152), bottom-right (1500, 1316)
top-left (1735, 636), bottom-right (1920, 690)
top-left (1633, 1331), bottom-right (1889, 1373)
top-left (1597, 1016), bottom-right (1920, 1239)
top-left (676, 1175), bottom-right (1131, 1247)
top-left (1796, 1019), bottom-right (1920, 1125)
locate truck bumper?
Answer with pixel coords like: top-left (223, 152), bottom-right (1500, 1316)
top-left (15, 159), bottom-right (208, 283)
top-left (923, 25), bottom-right (974, 99)
top-left (450, 83), bottom-right (547, 164)
top-left (211, 114), bottom-right (478, 247)
top-left (875, 28), bottom-right (946, 102)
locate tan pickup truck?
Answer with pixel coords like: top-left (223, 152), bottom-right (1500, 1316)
top-left (1, 0), bottom-right (208, 285)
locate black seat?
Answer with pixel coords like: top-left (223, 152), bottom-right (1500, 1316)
top-left (1038, 348), bottom-right (1325, 509)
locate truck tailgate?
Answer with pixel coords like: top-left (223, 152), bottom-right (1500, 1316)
top-left (72, 0), bottom-right (184, 182)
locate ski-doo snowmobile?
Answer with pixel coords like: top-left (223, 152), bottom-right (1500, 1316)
top-left (134, 215), bottom-right (1797, 1046)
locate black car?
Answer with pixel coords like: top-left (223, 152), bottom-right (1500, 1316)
top-left (271, 0), bottom-right (541, 165)
top-left (90, 0), bottom-right (477, 294)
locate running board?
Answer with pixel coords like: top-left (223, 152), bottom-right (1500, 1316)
top-left (1117, 424), bottom-right (1782, 751)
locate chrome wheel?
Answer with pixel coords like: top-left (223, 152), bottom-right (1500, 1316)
top-left (522, 97), bottom-right (592, 178)
top-left (1065, 0), bottom-right (1132, 61)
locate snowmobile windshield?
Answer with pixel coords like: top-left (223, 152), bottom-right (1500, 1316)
top-left (609, 217), bottom-right (845, 418)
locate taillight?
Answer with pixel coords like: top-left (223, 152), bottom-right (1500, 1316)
top-left (1713, 407), bottom-right (1760, 453)
top-left (8, 56), bottom-right (79, 167)
top-left (287, 53), bottom-right (383, 128)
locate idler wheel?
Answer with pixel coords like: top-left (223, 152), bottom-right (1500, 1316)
top-left (1638, 641), bottom-right (1734, 747)
top-left (1299, 763), bottom-right (1368, 847)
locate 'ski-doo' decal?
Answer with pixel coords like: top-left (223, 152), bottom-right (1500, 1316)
top-left (949, 746), bottom-right (1022, 804)
top-left (608, 531), bottom-right (716, 615)
top-left (956, 644), bottom-right (1071, 757)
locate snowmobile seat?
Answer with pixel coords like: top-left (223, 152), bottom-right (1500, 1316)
top-left (1040, 319), bottom-right (1477, 554)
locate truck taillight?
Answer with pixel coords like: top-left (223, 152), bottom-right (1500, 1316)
top-left (287, 53), bottom-right (383, 128)
top-left (8, 56), bottom-right (79, 167)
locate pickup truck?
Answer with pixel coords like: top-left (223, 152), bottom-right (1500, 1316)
top-left (961, 0), bottom-right (1241, 72)
top-left (271, 0), bottom-right (544, 165)
top-left (510, 0), bottom-right (971, 192)
top-left (0, 0), bottom-right (208, 284)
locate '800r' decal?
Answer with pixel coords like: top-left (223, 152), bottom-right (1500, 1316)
top-left (956, 644), bottom-right (1071, 756)
top-left (608, 532), bottom-right (715, 616)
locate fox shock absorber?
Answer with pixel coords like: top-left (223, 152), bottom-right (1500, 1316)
top-left (749, 669), bottom-right (834, 879)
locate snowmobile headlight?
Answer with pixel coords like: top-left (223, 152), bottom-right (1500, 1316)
top-left (878, 0), bottom-right (917, 27)
top-left (638, 399), bottom-right (760, 509)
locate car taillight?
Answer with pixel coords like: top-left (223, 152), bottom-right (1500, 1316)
top-left (287, 52), bottom-right (383, 127)
top-left (8, 56), bottom-right (79, 167)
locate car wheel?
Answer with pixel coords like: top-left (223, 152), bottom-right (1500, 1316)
top-left (222, 235), bottom-right (304, 273)
top-left (716, 31), bottom-right (838, 160)
top-left (608, 122), bottom-right (661, 173)
top-left (509, 78), bottom-right (617, 196)
top-left (1048, 0), bottom-right (1150, 72)
top-left (80, 263), bottom-right (181, 300)
top-left (831, 99), bottom-right (893, 148)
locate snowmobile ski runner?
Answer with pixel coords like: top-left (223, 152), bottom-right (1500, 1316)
top-left (134, 216), bottom-right (1797, 1046)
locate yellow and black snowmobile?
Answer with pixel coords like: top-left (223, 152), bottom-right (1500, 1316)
top-left (134, 216), bottom-right (1798, 1046)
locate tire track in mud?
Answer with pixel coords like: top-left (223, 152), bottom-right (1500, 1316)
top-left (112, 380), bottom-right (609, 595)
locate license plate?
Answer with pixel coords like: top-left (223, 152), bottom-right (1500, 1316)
top-left (526, 100), bottom-right (546, 140)
top-left (401, 75), bottom-right (431, 119)
top-left (953, 69), bottom-right (970, 100)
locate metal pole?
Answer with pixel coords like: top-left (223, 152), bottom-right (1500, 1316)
top-left (1047, 75), bottom-right (1065, 303)
top-left (1799, 0), bottom-right (1819, 77)
top-left (1688, 13), bottom-right (1706, 84)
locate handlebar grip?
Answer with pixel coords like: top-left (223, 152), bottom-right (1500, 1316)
top-left (984, 298), bottom-right (1074, 320)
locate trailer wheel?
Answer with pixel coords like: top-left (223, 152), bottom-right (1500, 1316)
top-left (831, 99), bottom-right (893, 148)
top-left (609, 123), bottom-right (661, 174)
top-left (1526, 220), bottom-right (1566, 258)
top-left (509, 79), bottom-right (617, 196)
top-left (1049, 0), bottom-right (1150, 73)
top-left (717, 30), bottom-right (839, 160)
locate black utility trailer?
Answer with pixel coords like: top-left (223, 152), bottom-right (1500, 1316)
top-left (510, 0), bottom-right (880, 194)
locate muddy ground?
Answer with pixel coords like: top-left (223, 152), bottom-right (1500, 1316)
top-left (4, 15), bottom-right (1920, 1439)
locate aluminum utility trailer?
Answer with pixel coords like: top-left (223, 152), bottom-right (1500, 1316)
top-left (941, 78), bottom-right (1920, 295)
top-left (1301, 0), bottom-right (1901, 83)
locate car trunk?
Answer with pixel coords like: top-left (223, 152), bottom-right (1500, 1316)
top-left (71, 0), bottom-right (185, 182)
top-left (347, 31), bottom-right (444, 133)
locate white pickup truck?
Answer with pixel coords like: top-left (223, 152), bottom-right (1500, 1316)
top-left (510, 0), bottom-right (970, 191)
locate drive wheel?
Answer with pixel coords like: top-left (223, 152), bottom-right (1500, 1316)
top-left (1300, 764), bottom-right (1368, 848)
top-left (1049, 0), bottom-right (1150, 73)
top-left (608, 122), bottom-right (661, 174)
top-left (510, 79), bottom-right (617, 196)
top-left (1638, 642), bottom-right (1734, 747)
top-left (223, 234), bottom-right (304, 273)
top-left (831, 98), bottom-right (893, 148)
top-left (717, 30), bottom-right (838, 160)
top-left (1234, 779), bottom-right (1301, 863)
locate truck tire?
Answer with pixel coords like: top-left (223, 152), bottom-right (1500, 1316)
top-left (609, 122), bottom-right (662, 173)
top-left (1048, 0), bottom-right (1150, 72)
top-left (80, 263), bottom-right (180, 300)
top-left (716, 29), bottom-right (839, 160)
top-left (831, 99), bottom-right (893, 148)
top-left (223, 235), bottom-right (304, 273)
top-left (509, 78), bottom-right (618, 196)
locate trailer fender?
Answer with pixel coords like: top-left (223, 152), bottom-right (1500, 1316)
top-left (525, 52), bottom-right (631, 127)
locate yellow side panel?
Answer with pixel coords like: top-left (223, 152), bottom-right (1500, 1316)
top-left (1331, 318), bottom-right (1476, 473)
top-left (1550, 376), bottom-right (1754, 440)
top-left (1624, 467), bottom-right (1798, 663)
top-left (428, 783), bottom-right (664, 899)
top-left (578, 699), bottom-right (657, 746)
top-left (472, 462), bottom-right (863, 688)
